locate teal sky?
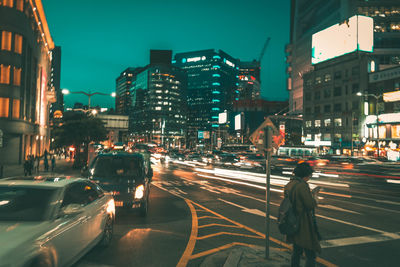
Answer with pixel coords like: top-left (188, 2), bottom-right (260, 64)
top-left (42, 0), bottom-right (290, 108)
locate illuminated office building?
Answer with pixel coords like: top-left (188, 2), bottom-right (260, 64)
top-left (173, 49), bottom-right (239, 148)
top-left (0, 0), bottom-right (56, 164)
top-left (287, 0), bottom-right (400, 115)
top-left (116, 67), bottom-right (142, 115)
top-left (130, 50), bottom-right (187, 148)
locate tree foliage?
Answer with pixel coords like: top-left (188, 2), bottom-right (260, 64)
top-left (54, 112), bottom-right (107, 148)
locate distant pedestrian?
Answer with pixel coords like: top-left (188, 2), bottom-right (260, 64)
top-left (44, 157), bottom-right (49, 172)
top-left (34, 156), bottom-right (40, 173)
top-left (23, 158), bottom-right (30, 176)
top-left (285, 162), bottom-right (321, 267)
top-left (51, 155), bottom-right (56, 172)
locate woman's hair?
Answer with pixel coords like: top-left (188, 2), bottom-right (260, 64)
top-left (293, 162), bottom-right (314, 178)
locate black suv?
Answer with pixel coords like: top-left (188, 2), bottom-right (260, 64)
top-left (86, 152), bottom-right (152, 216)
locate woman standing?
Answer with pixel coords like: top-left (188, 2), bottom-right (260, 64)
top-left (285, 162), bottom-right (321, 267)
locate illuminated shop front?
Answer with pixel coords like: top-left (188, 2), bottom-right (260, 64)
top-left (363, 113), bottom-right (400, 160)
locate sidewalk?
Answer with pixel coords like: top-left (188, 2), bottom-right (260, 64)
top-left (0, 157), bottom-right (79, 179)
top-left (200, 245), bottom-right (292, 267)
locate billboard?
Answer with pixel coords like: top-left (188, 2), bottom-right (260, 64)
top-left (218, 112), bottom-right (227, 124)
top-left (312, 15), bottom-right (373, 65)
top-left (234, 114), bottom-right (241, 130)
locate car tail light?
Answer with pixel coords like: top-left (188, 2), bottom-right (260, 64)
top-left (107, 199), bottom-right (115, 215)
top-left (111, 191), bottom-right (120, 196)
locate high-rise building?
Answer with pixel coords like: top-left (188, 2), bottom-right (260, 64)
top-left (173, 49), bottom-right (239, 148)
top-left (116, 67), bottom-right (142, 115)
top-left (130, 50), bottom-right (187, 148)
top-left (287, 0), bottom-right (400, 115)
top-left (238, 60), bottom-right (261, 100)
top-left (0, 0), bottom-right (56, 164)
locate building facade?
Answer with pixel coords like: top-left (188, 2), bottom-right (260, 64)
top-left (116, 67), bottom-right (142, 115)
top-left (287, 0), bottom-right (400, 115)
top-left (130, 50), bottom-right (187, 148)
top-left (173, 49), bottom-right (239, 148)
top-left (0, 0), bottom-right (55, 164)
top-left (302, 52), bottom-right (370, 154)
top-left (237, 60), bottom-right (261, 100)
top-left (364, 65), bottom-right (400, 160)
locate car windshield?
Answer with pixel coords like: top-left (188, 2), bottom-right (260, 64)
top-left (92, 156), bottom-right (142, 177)
top-left (0, 186), bottom-right (57, 221)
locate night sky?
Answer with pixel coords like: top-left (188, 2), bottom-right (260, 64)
top-left (42, 0), bottom-right (290, 108)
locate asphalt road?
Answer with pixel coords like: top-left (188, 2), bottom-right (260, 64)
top-left (72, 160), bottom-right (400, 267)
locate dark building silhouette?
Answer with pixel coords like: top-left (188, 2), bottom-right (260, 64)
top-left (115, 67), bottom-right (143, 115)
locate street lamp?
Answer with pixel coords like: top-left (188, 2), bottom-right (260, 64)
top-left (357, 92), bottom-right (384, 157)
top-left (61, 89), bottom-right (116, 110)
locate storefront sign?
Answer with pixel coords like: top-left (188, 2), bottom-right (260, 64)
top-left (369, 66), bottom-right (400, 83)
top-left (383, 90), bottom-right (400, 103)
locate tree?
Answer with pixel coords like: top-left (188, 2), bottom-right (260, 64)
top-left (54, 112), bottom-right (107, 168)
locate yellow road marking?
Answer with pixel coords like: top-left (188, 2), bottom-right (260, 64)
top-left (197, 231), bottom-right (264, 240)
top-left (176, 199), bottom-right (198, 267)
top-left (190, 242), bottom-right (258, 259)
top-left (198, 223), bottom-right (240, 229)
top-left (197, 215), bottom-right (223, 220)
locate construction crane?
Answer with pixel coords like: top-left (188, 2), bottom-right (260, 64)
top-left (258, 37), bottom-right (271, 63)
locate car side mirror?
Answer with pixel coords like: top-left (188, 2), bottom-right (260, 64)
top-left (60, 204), bottom-right (85, 216)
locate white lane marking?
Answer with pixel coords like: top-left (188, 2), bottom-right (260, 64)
top-left (318, 173), bottom-right (340, 178)
top-left (174, 187), bottom-right (188, 195)
top-left (200, 186), bottom-right (221, 194)
top-left (317, 214), bottom-right (387, 234)
top-left (321, 232), bottom-right (400, 248)
top-left (328, 198), bottom-right (400, 214)
top-left (218, 198), bottom-right (275, 219)
top-left (375, 199), bottom-right (400, 206)
top-left (318, 205), bottom-right (361, 215)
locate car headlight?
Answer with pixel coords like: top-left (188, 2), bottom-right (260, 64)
top-left (107, 199), bottom-right (115, 215)
top-left (134, 184), bottom-right (145, 199)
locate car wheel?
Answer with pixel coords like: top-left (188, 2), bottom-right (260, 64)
top-left (139, 196), bottom-right (149, 217)
top-left (99, 216), bottom-right (113, 247)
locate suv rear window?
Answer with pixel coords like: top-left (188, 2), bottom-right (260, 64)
top-left (91, 156), bottom-right (143, 177)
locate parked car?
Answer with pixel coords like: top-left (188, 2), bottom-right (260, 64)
top-left (0, 176), bottom-right (115, 267)
top-left (214, 153), bottom-right (240, 168)
top-left (87, 152), bottom-right (152, 216)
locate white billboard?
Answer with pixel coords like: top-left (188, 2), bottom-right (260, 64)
top-left (235, 114), bottom-right (241, 130)
top-left (218, 112), bottom-right (227, 124)
top-left (312, 15), bottom-right (373, 65)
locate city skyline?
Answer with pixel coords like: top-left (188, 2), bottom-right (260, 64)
top-left (42, 0), bottom-right (290, 108)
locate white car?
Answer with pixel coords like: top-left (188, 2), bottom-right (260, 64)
top-left (0, 176), bottom-right (115, 267)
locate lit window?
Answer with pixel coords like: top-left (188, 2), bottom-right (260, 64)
top-left (0, 65), bottom-right (11, 84)
top-left (3, 0), bottom-right (13, 7)
top-left (305, 121), bottom-right (312, 127)
top-left (324, 119), bottom-right (331, 127)
top-left (12, 99), bottom-right (20, 118)
top-left (16, 0), bottom-right (23, 11)
top-left (155, 107), bottom-right (161, 110)
top-left (1, 31), bottom-right (12, 51)
top-left (14, 34), bottom-right (23, 54)
top-left (0, 98), bottom-right (9, 117)
top-left (155, 90), bottom-right (162, 93)
top-left (324, 74), bottom-right (331, 82)
top-left (315, 77), bottom-right (322, 84)
top-left (13, 67), bottom-right (21, 86)
top-left (315, 120), bottom-right (321, 127)
top-left (334, 118), bottom-right (342, 126)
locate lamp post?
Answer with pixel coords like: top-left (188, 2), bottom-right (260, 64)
top-left (62, 89), bottom-right (116, 110)
top-left (357, 92), bottom-right (383, 157)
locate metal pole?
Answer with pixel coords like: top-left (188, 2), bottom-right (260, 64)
top-left (264, 126), bottom-right (272, 259)
top-left (376, 98), bottom-right (380, 157)
top-left (88, 95), bottom-right (91, 110)
top-left (351, 112), bottom-right (354, 156)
